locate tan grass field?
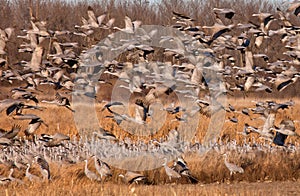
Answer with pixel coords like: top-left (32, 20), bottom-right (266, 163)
top-left (1, 93), bottom-right (300, 195)
top-left (0, 95), bottom-right (298, 144)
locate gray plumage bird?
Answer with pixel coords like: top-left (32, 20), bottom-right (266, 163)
top-left (34, 156), bottom-right (51, 180)
top-left (113, 16), bottom-right (141, 33)
top-left (288, 1), bottom-right (300, 16)
top-left (0, 99), bottom-right (30, 116)
top-left (119, 171), bottom-right (147, 184)
top-left (93, 128), bottom-right (117, 141)
top-left (0, 124), bottom-right (21, 139)
top-left (272, 118), bottom-right (299, 137)
top-left (8, 168), bottom-right (24, 184)
top-left (41, 92), bottom-right (75, 112)
top-left (40, 132), bottom-right (70, 147)
top-left (25, 164), bottom-right (41, 182)
top-left (0, 174), bottom-right (11, 185)
top-left (24, 117), bottom-right (48, 143)
top-left (93, 156), bottom-right (112, 181)
top-left (0, 137), bottom-right (12, 146)
top-left (252, 12), bottom-right (275, 34)
top-left (163, 158), bottom-right (181, 182)
top-left (172, 157), bottom-right (198, 184)
top-left (223, 154), bottom-right (244, 176)
top-left (213, 8), bottom-right (235, 19)
top-left (84, 159), bottom-right (101, 181)
top-left (11, 89), bottom-right (39, 104)
top-left (101, 101), bottom-right (124, 112)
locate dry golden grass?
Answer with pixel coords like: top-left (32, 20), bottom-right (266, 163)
top-left (2, 181), bottom-right (300, 196)
top-left (0, 96), bottom-right (299, 194)
top-left (0, 96), bottom-right (298, 143)
top-left (1, 149), bottom-right (300, 195)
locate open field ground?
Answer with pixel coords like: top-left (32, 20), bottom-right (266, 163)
top-left (2, 181), bottom-right (300, 196)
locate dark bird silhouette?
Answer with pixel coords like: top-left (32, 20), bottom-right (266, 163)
top-left (119, 171), bottom-right (147, 184)
top-left (42, 92), bottom-right (75, 112)
top-left (213, 8), bottom-right (235, 19)
top-left (0, 124), bottom-right (21, 139)
top-left (172, 157), bottom-right (198, 184)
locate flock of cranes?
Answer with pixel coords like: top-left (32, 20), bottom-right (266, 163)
top-left (0, 1), bottom-right (300, 186)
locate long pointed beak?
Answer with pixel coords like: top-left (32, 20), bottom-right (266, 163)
top-left (42, 121), bottom-right (49, 127)
top-left (67, 106), bottom-right (75, 112)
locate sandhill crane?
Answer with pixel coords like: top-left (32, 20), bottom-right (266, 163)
top-left (276, 8), bottom-right (292, 28)
top-left (14, 114), bottom-right (47, 143)
top-left (172, 157), bottom-right (198, 184)
top-left (272, 118), bottom-right (299, 137)
top-left (223, 154), bottom-right (244, 176)
top-left (252, 12), bottom-right (275, 34)
top-left (11, 89), bottom-right (39, 104)
top-left (24, 117), bottom-right (48, 137)
top-left (238, 123), bottom-right (253, 136)
top-left (172, 11), bottom-right (195, 26)
top-left (84, 159), bottom-right (101, 181)
top-left (0, 99), bottom-right (23, 115)
top-left (29, 46), bottom-right (43, 71)
top-left (228, 104), bottom-right (236, 112)
top-left (93, 128), bottom-right (117, 141)
top-left (0, 137), bottom-right (12, 146)
top-left (135, 98), bottom-right (151, 121)
top-left (101, 101), bottom-right (124, 112)
top-left (202, 23), bottom-right (235, 45)
top-left (0, 124), bottom-right (21, 139)
top-left (244, 76), bottom-right (255, 92)
top-left (288, 1), bottom-right (300, 16)
top-left (105, 107), bottom-right (145, 125)
top-left (87, 6), bottom-right (101, 28)
top-left (113, 16), bottom-right (141, 33)
top-left (0, 27), bottom-right (14, 55)
top-left (226, 116), bottom-right (238, 123)
top-left (34, 156), bottom-right (51, 180)
top-left (25, 164), bottom-right (41, 182)
top-left (0, 174), bottom-right (11, 185)
top-left (257, 109), bottom-right (276, 141)
top-left (4, 101), bottom-right (42, 116)
top-left (163, 104), bottom-right (186, 114)
top-left (274, 74), bottom-right (299, 92)
top-left (75, 6), bottom-right (111, 30)
top-left (93, 156), bottom-right (112, 181)
top-left (8, 168), bottom-right (24, 184)
top-left (162, 158), bottom-right (181, 182)
top-left (213, 8), bottom-right (235, 19)
top-left (22, 76), bottom-right (42, 92)
top-left (40, 132), bottom-right (70, 147)
top-left (42, 92), bottom-right (75, 112)
top-left (119, 171), bottom-right (147, 184)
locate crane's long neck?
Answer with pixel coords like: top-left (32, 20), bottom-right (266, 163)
top-left (85, 161), bottom-right (88, 172)
top-left (8, 169), bottom-right (14, 178)
top-left (26, 165), bottom-right (30, 174)
top-left (224, 154), bottom-right (228, 163)
top-left (41, 100), bottom-right (58, 104)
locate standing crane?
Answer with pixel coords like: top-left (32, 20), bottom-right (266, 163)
top-left (222, 154), bottom-right (244, 176)
top-left (92, 156), bottom-right (112, 181)
top-left (84, 159), bottom-right (101, 181)
top-left (162, 158), bottom-right (181, 182)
